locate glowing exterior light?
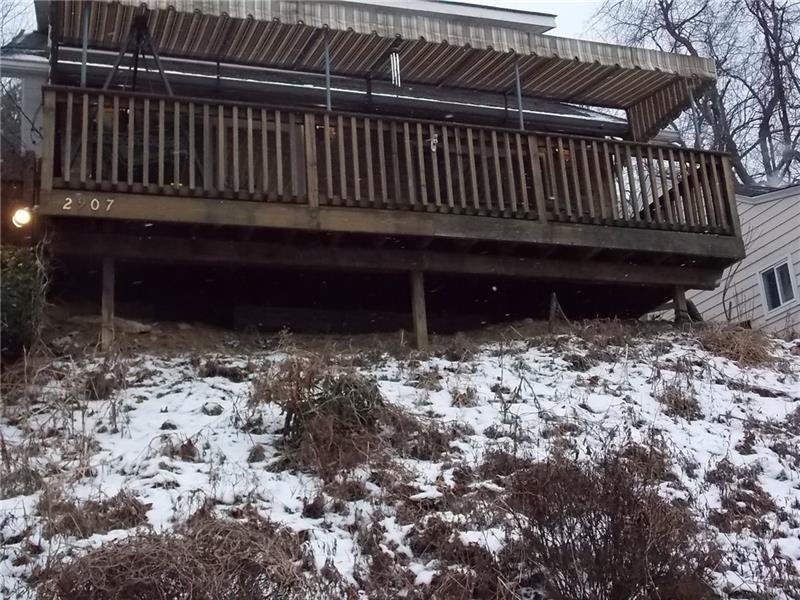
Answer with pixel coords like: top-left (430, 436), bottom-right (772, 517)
top-left (11, 207), bottom-right (32, 228)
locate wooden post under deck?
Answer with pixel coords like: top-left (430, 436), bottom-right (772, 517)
top-left (101, 257), bottom-right (115, 350)
top-left (673, 285), bottom-right (689, 323)
top-left (410, 271), bottom-right (429, 350)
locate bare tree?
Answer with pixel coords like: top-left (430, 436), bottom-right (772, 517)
top-left (595, 0), bottom-right (800, 186)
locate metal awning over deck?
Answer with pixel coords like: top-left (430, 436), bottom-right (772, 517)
top-left (41, 0), bottom-right (717, 140)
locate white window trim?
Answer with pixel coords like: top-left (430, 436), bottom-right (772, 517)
top-left (758, 257), bottom-right (798, 317)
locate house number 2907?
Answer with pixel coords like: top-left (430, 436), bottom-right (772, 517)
top-left (62, 197), bottom-right (115, 212)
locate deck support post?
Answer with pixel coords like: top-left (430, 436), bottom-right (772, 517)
top-left (410, 271), bottom-right (429, 351)
top-left (514, 56), bottom-right (524, 130)
top-left (101, 257), bottom-right (115, 350)
top-left (673, 285), bottom-right (689, 323)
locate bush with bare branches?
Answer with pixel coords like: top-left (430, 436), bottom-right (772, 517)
top-left (34, 506), bottom-right (320, 600)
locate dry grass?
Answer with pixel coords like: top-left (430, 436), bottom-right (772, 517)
top-left (37, 487), bottom-right (149, 539)
top-left (34, 505), bottom-right (324, 600)
top-left (655, 383), bottom-right (703, 421)
top-left (0, 435), bottom-right (45, 499)
top-left (251, 357), bottom-right (454, 479)
top-left (698, 325), bottom-right (776, 366)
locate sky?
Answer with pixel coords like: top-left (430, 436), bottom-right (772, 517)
top-left (459, 0), bottom-right (606, 39)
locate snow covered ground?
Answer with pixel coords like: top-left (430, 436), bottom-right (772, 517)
top-left (1, 326), bottom-right (799, 598)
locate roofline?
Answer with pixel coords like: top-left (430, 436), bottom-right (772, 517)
top-left (738, 184), bottom-right (800, 204)
top-left (33, 0), bottom-right (558, 34)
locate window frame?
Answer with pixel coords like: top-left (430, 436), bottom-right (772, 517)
top-left (759, 257), bottom-right (797, 316)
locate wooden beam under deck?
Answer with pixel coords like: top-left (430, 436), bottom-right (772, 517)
top-left (39, 190), bottom-right (745, 262)
top-left (48, 230), bottom-right (725, 290)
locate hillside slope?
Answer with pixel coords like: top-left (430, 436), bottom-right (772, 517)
top-left (1, 324), bottom-right (799, 599)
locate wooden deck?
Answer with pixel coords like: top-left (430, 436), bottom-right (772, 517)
top-left (37, 85), bottom-right (744, 291)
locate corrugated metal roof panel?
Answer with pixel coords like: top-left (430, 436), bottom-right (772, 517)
top-left (51, 0), bottom-right (718, 139)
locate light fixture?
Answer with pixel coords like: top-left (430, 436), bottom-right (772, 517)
top-left (11, 207), bottom-right (32, 228)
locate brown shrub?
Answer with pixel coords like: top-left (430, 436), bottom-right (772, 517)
top-left (255, 358), bottom-right (453, 478)
top-left (34, 508), bottom-right (318, 600)
top-left (38, 488), bottom-right (149, 539)
top-left (655, 383), bottom-right (703, 420)
top-left (698, 325), bottom-right (775, 366)
top-left (497, 448), bottom-right (720, 600)
top-left (197, 357), bottom-right (248, 382)
top-left (0, 436), bottom-right (44, 499)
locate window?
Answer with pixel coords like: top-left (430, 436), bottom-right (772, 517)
top-left (760, 260), bottom-right (796, 312)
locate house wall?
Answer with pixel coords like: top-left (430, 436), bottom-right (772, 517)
top-left (688, 187), bottom-right (800, 337)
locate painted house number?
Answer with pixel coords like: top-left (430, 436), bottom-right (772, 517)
top-left (62, 197), bottom-right (115, 212)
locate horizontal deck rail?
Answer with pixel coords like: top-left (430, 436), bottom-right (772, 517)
top-left (41, 86), bottom-right (740, 235)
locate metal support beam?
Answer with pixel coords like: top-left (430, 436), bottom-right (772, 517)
top-left (410, 271), bottom-right (429, 350)
top-left (514, 57), bottom-right (524, 131)
top-left (80, 1), bottom-right (89, 87)
top-left (324, 29), bottom-right (332, 112)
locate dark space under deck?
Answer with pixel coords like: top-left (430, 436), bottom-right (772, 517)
top-left (46, 217), bottom-right (732, 333)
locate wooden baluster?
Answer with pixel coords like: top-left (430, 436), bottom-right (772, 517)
top-left (466, 128), bottom-right (479, 211)
top-left (442, 125), bottom-right (455, 210)
top-left (391, 121), bottom-right (402, 205)
top-left (304, 113), bottom-right (318, 208)
top-left (569, 139), bottom-right (583, 219)
top-left (579, 141), bottom-right (594, 221)
top-left (528, 135), bottom-right (547, 222)
top-left (203, 104), bottom-right (211, 193)
top-left (591, 141), bottom-right (607, 221)
top-left (64, 92), bottom-right (73, 183)
top-left (556, 138), bottom-right (571, 219)
top-left (708, 155), bottom-right (728, 231)
top-left (40, 90), bottom-right (55, 190)
top-left (689, 151), bottom-right (709, 227)
top-left (289, 112), bottom-right (299, 200)
top-left (666, 149), bottom-right (685, 226)
top-left (479, 130), bottom-right (491, 213)
top-left (377, 119), bottom-right (388, 206)
top-left (698, 155), bottom-right (717, 229)
top-left (634, 146), bottom-right (650, 224)
top-left (416, 123), bottom-right (428, 207)
top-left (491, 131), bottom-right (504, 213)
top-left (429, 124), bottom-right (442, 209)
top-left (275, 110), bottom-right (283, 199)
top-left (503, 132), bottom-right (517, 214)
top-left (403, 122), bottom-right (416, 206)
top-left (603, 142), bottom-right (619, 221)
top-left (337, 115), bottom-right (346, 204)
top-left (721, 155), bottom-right (741, 237)
top-left (231, 106), bottom-right (240, 195)
top-left (96, 94), bottom-right (105, 185)
top-left (125, 97), bottom-right (134, 188)
top-left (112, 96), bottom-right (120, 187)
top-left (246, 107), bottom-right (254, 196)
top-left (189, 103), bottom-right (196, 192)
top-left (157, 99), bottom-right (165, 189)
top-left (545, 137), bottom-right (558, 218)
top-left (261, 108), bottom-right (269, 198)
top-left (456, 128), bottom-right (468, 211)
top-left (364, 117), bottom-right (375, 205)
top-left (173, 101), bottom-right (181, 192)
top-left (646, 147), bottom-right (662, 225)
top-left (143, 99), bottom-right (150, 189)
top-left (512, 133), bottom-right (528, 216)
top-left (324, 114), bottom-right (333, 202)
top-left (656, 148), bottom-right (674, 226)
top-left (624, 145), bottom-right (639, 222)
top-left (80, 93), bottom-right (88, 184)
top-left (351, 116), bottom-right (361, 205)
top-left (216, 104), bottom-right (224, 193)
top-left (613, 145), bottom-right (627, 221)
top-left (677, 150), bottom-right (696, 227)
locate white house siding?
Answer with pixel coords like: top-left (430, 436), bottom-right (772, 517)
top-left (688, 186), bottom-right (800, 338)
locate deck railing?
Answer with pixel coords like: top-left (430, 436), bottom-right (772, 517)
top-left (42, 86), bottom-right (739, 235)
